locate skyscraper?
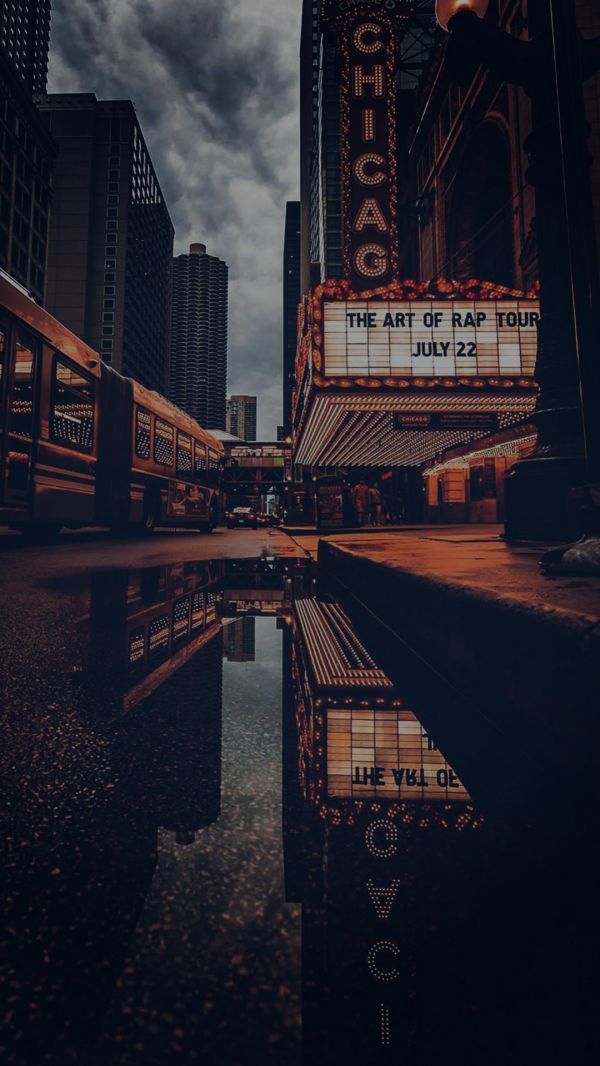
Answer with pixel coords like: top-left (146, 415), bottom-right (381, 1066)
top-left (169, 243), bottom-right (228, 431)
top-left (0, 0), bottom-right (51, 94)
top-left (0, 0), bottom-right (54, 302)
top-left (282, 202), bottom-right (300, 439)
top-left (36, 94), bottom-right (174, 394)
top-left (226, 395), bottom-right (257, 441)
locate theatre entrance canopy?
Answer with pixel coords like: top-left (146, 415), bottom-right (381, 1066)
top-left (292, 279), bottom-right (539, 468)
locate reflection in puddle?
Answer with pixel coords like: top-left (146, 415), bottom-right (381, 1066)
top-left (1, 555), bottom-right (595, 1064)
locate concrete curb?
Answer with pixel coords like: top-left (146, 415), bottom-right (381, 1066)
top-left (319, 539), bottom-right (600, 769)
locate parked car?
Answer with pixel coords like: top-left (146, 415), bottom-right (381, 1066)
top-left (226, 507), bottom-right (258, 529)
top-left (256, 512), bottom-right (281, 528)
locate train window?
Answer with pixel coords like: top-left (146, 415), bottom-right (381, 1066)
top-left (50, 358), bottom-right (94, 451)
top-left (173, 597), bottom-right (190, 644)
top-left (154, 419), bottom-right (174, 467)
top-left (9, 337), bottom-right (37, 440)
top-left (207, 449), bottom-right (220, 486)
top-left (191, 591), bottom-right (205, 631)
top-left (135, 408), bottom-right (151, 459)
top-left (128, 628), bottom-right (145, 666)
top-left (176, 432), bottom-right (193, 477)
top-left (148, 614), bottom-right (169, 661)
top-left (194, 441), bottom-right (207, 478)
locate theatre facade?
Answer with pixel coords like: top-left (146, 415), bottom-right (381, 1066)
top-left (294, 0), bottom-right (544, 523)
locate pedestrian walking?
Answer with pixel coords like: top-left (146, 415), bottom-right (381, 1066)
top-left (351, 479), bottom-right (370, 526)
top-left (369, 483), bottom-right (384, 526)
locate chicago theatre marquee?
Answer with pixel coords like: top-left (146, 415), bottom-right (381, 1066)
top-left (293, 1), bottom-right (539, 500)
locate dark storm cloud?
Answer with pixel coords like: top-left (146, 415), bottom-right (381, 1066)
top-left (48, 0), bottom-right (301, 436)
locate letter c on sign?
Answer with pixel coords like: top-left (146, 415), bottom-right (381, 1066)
top-left (365, 819), bottom-right (398, 859)
top-left (352, 22), bottom-right (384, 54)
top-left (367, 941), bottom-right (402, 983)
top-left (354, 244), bottom-right (389, 279)
top-left (353, 153), bottom-right (386, 187)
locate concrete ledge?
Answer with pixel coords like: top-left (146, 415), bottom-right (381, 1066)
top-left (319, 539), bottom-right (600, 769)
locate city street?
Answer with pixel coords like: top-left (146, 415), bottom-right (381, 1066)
top-left (2, 0), bottom-right (600, 1062)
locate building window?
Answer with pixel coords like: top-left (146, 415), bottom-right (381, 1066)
top-left (50, 357), bottom-right (94, 452)
top-left (154, 418), bottom-right (174, 466)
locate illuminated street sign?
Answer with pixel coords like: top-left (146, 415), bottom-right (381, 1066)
top-left (323, 298), bottom-right (540, 378)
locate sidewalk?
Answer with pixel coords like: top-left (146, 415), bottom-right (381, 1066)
top-left (314, 525), bottom-right (600, 769)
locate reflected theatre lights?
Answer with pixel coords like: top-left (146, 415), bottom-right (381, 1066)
top-left (292, 595), bottom-right (478, 827)
top-left (289, 589), bottom-right (484, 1058)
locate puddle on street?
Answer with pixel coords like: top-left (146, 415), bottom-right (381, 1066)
top-left (0, 555), bottom-right (596, 1064)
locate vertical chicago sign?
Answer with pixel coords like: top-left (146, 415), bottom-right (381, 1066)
top-left (331, 2), bottom-right (408, 290)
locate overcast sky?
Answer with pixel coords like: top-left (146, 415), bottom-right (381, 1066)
top-left (48, 0), bottom-right (301, 438)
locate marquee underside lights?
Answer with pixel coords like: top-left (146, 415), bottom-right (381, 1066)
top-left (294, 394), bottom-right (536, 467)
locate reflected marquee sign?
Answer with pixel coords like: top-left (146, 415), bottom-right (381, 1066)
top-left (323, 298), bottom-right (540, 378)
top-left (327, 707), bottom-right (470, 802)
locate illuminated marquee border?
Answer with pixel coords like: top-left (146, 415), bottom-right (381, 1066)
top-left (292, 278), bottom-right (539, 441)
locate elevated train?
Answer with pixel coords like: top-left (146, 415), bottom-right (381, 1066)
top-left (0, 271), bottom-right (223, 535)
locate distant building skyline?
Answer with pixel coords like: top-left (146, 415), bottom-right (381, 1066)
top-left (169, 242), bottom-right (228, 430)
top-left (37, 93), bottom-right (174, 395)
top-left (0, 49), bottom-right (55, 303)
top-left (226, 394), bottom-right (257, 441)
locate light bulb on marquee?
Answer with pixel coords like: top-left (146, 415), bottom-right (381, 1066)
top-left (435, 0), bottom-right (489, 32)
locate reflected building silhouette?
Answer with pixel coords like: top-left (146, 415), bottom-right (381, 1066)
top-left (223, 616), bottom-right (256, 662)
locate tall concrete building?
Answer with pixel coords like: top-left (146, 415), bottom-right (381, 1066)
top-left (0, 0), bottom-right (54, 302)
top-left (0, 0), bottom-right (51, 94)
top-left (282, 201), bottom-right (300, 438)
top-left (169, 243), bottom-right (228, 431)
top-left (226, 395), bottom-right (257, 441)
top-left (36, 94), bottom-right (174, 394)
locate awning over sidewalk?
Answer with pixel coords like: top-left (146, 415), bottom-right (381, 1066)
top-left (294, 390), bottom-right (537, 467)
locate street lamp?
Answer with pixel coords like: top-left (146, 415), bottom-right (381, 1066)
top-left (436, 0), bottom-right (600, 555)
top-left (435, 0), bottom-right (488, 33)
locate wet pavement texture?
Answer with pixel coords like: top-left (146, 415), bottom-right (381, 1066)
top-left (0, 539), bottom-right (597, 1065)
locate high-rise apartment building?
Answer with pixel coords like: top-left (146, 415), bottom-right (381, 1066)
top-left (0, 0), bottom-right (51, 94)
top-left (0, 0), bottom-right (54, 302)
top-left (226, 395), bottom-right (257, 441)
top-left (169, 243), bottom-right (228, 431)
top-left (282, 201), bottom-right (300, 438)
top-left (36, 94), bottom-right (174, 394)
